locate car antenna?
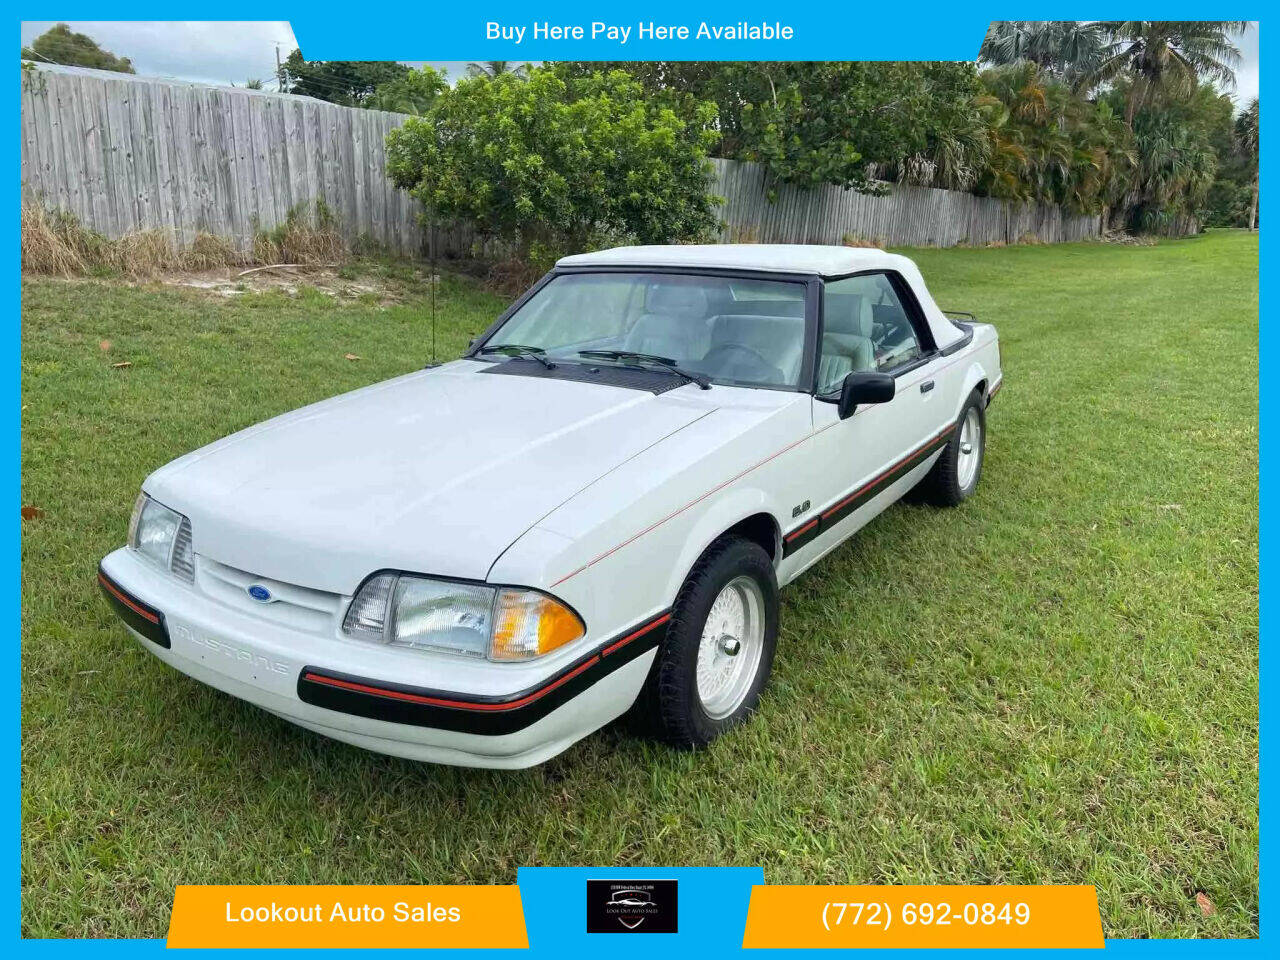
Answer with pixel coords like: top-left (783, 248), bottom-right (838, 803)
top-left (427, 216), bottom-right (438, 367)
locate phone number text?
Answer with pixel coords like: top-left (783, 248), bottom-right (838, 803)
top-left (822, 901), bottom-right (1031, 931)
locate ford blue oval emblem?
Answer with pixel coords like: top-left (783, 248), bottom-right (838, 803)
top-left (247, 584), bottom-right (273, 603)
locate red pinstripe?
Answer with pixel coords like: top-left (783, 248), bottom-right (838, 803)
top-left (98, 572), bottom-right (159, 624)
top-left (302, 657), bottom-right (599, 713)
top-left (549, 423), bottom-right (838, 588)
top-left (819, 424), bottom-right (953, 521)
top-left (784, 518), bottom-right (819, 542)
top-left (302, 612), bottom-right (669, 712)
top-left (600, 613), bottom-right (670, 657)
top-left (549, 352), bottom-right (988, 587)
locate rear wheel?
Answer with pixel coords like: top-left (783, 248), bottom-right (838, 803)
top-left (631, 537), bottom-right (778, 748)
top-left (916, 388), bottom-right (986, 506)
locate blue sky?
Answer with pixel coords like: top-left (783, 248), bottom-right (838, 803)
top-left (20, 20), bottom-right (1260, 106)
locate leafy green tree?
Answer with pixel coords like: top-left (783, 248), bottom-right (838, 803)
top-left (1237, 98), bottom-right (1260, 229)
top-left (552, 62), bottom-right (771, 158)
top-left (21, 23), bottom-right (133, 73)
top-left (1075, 99), bottom-right (1138, 222)
top-left (553, 61), bottom-right (986, 196)
top-left (466, 61), bottom-right (528, 79)
top-left (366, 66), bottom-right (447, 115)
top-left (386, 68), bottom-right (721, 263)
top-left (1202, 97), bottom-right (1259, 229)
top-left (876, 63), bottom-right (992, 191)
top-left (278, 50), bottom-right (409, 106)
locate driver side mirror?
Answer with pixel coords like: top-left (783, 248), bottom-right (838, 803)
top-left (837, 371), bottom-right (895, 420)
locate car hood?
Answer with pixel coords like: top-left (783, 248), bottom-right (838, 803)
top-left (146, 361), bottom-right (713, 594)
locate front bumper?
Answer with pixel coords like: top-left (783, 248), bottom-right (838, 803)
top-left (98, 549), bottom-right (665, 768)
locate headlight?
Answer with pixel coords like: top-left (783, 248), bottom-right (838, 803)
top-left (128, 493), bottom-right (194, 582)
top-left (342, 573), bottom-right (584, 661)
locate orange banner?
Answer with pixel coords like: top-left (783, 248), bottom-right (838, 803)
top-left (166, 885), bottom-right (528, 949)
top-left (743, 885), bottom-right (1103, 949)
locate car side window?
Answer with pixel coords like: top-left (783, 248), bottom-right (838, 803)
top-left (818, 274), bottom-right (923, 393)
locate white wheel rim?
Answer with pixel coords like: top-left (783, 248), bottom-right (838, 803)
top-left (695, 576), bottom-right (765, 720)
top-left (957, 407), bottom-right (982, 490)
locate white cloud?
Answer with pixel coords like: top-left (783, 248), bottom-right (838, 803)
top-left (21, 21), bottom-right (296, 89)
top-left (1232, 22), bottom-right (1259, 106)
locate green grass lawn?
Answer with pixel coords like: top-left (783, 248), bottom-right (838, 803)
top-left (21, 232), bottom-right (1258, 938)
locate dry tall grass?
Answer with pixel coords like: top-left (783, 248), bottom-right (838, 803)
top-left (251, 200), bottom-right (345, 266)
top-left (21, 200), bottom-right (347, 278)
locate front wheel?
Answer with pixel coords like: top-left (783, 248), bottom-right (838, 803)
top-left (631, 537), bottom-right (779, 748)
top-left (916, 388), bottom-right (986, 506)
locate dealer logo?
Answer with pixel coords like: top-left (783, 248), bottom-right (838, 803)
top-left (586, 879), bottom-right (677, 933)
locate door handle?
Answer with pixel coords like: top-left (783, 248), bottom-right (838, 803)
top-left (920, 380), bottom-right (935, 394)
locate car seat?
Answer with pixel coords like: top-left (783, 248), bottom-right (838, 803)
top-left (818, 293), bottom-right (875, 391)
top-left (705, 314), bottom-right (805, 385)
top-left (624, 284), bottom-right (712, 361)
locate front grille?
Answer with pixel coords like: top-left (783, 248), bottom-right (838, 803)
top-left (171, 517), bottom-right (195, 582)
top-left (199, 558), bottom-right (343, 634)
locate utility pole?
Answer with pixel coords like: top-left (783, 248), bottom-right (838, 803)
top-left (275, 42), bottom-right (287, 92)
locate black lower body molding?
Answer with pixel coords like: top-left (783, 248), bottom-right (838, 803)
top-left (98, 566), bottom-right (171, 648)
top-left (297, 611), bottom-right (671, 736)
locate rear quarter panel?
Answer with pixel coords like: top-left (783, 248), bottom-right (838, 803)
top-left (942, 322), bottom-right (1001, 422)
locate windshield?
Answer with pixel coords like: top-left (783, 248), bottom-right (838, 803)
top-left (481, 272), bottom-right (809, 389)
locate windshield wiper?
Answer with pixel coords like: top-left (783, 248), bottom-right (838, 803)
top-left (577, 350), bottom-right (711, 390)
top-left (477, 344), bottom-right (556, 369)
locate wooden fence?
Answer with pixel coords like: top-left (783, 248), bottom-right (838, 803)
top-left (21, 63), bottom-right (1105, 258)
top-left (710, 158), bottom-right (1102, 247)
top-left (20, 63), bottom-right (424, 255)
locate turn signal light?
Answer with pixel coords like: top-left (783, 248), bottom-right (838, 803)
top-left (490, 590), bottom-right (585, 661)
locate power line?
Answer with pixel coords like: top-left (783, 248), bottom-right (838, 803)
top-left (24, 43), bottom-right (404, 105)
top-left (24, 36), bottom-right (297, 94)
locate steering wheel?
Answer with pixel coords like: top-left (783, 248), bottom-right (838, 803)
top-left (701, 343), bottom-right (781, 383)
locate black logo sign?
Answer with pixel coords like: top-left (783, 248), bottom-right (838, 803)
top-left (586, 879), bottom-right (678, 933)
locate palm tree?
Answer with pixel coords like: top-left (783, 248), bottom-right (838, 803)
top-left (1085, 22), bottom-right (1248, 124)
top-left (980, 21), bottom-right (1114, 86)
top-left (977, 63), bottom-right (1075, 204)
top-left (976, 61), bottom-right (1138, 217)
top-left (1125, 107), bottom-right (1218, 231)
top-left (1075, 100), bottom-right (1137, 225)
top-left (974, 91), bottom-right (1030, 201)
top-left (466, 61), bottom-right (528, 79)
top-left (1236, 97), bottom-right (1259, 229)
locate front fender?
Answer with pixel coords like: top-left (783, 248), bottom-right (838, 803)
top-left (661, 487), bottom-right (782, 604)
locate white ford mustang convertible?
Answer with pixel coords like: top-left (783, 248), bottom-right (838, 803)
top-left (99, 245), bottom-right (1001, 768)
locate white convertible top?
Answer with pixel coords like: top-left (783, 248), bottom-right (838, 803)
top-left (558, 244), bottom-right (906, 276)
top-left (556, 244), bottom-right (967, 351)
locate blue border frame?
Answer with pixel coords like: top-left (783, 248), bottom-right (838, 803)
top-left (13, 10), bottom-right (1264, 952)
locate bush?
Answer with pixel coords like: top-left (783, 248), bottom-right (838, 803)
top-left (386, 69), bottom-right (723, 267)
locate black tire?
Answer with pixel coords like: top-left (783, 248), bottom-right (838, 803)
top-left (630, 537), bottom-right (779, 749)
top-left (916, 388), bottom-right (986, 507)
